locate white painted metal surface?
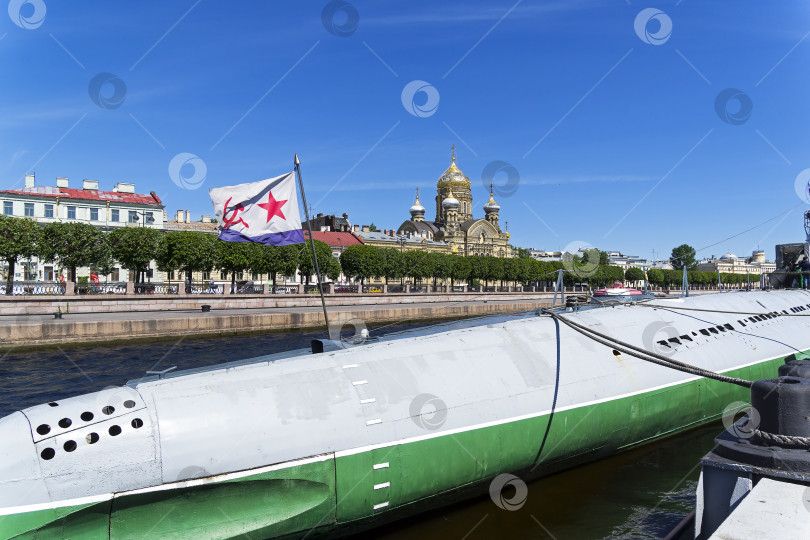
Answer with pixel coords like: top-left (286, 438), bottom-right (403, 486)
top-left (709, 478), bottom-right (810, 539)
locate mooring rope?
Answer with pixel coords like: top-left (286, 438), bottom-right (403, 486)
top-left (541, 308), bottom-right (753, 389)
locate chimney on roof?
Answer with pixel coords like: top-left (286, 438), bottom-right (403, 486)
top-left (185, 210), bottom-right (191, 223)
top-left (176, 210), bottom-right (183, 222)
top-left (201, 215), bottom-right (210, 223)
top-left (362, 225), bottom-right (370, 233)
top-left (352, 224), bottom-right (359, 233)
top-left (56, 177), bottom-right (69, 188)
top-left (82, 179), bottom-right (98, 190)
top-left (113, 182), bottom-right (135, 193)
top-left (24, 173), bottom-right (35, 188)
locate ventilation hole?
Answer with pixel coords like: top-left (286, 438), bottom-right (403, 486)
top-left (716, 326), bottom-right (726, 332)
top-left (86, 432), bottom-right (99, 444)
top-left (108, 425), bottom-right (122, 436)
top-left (131, 418), bottom-right (144, 429)
top-left (692, 331), bottom-right (698, 336)
top-left (102, 406), bottom-right (115, 415)
top-left (40, 448), bottom-right (55, 460)
top-left (123, 400), bottom-right (136, 409)
top-left (47, 402), bottom-right (59, 407)
top-left (724, 323), bottom-right (734, 330)
top-left (657, 340), bottom-right (671, 348)
top-left (63, 440), bottom-right (77, 452)
top-left (58, 418), bottom-right (72, 429)
top-left (80, 412), bottom-right (94, 422)
top-left (700, 329), bottom-right (710, 336)
top-left (668, 337), bottom-right (681, 345)
top-left (36, 424), bottom-right (51, 435)
top-left (680, 335), bottom-right (693, 342)
top-left (709, 328), bottom-right (719, 334)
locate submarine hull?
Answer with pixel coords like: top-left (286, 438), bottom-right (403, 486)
top-left (2, 290), bottom-right (809, 539)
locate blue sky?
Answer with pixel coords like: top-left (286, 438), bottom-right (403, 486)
top-left (2, 0), bottom-right (809, 262)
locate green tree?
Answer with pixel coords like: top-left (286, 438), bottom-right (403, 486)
top-left (671, 244), bottom-right (697, 270)
top-left (251, 244), bottom-right (299, 289)
top-left (427, 252), bottom-right (452, 287)
top-left (215, 240), bottom-right (254, 290)
top-left (109, 227), bottom-right (161, 284)
top-left (625, 267), bottom-right (644, 283)
top-left (448, 256), bottom-right (471, 287)
top-left (647, 268), bottom-right (664, 287)
top-left (514, 246), bottom-right (532, 259)
top-left (340, 245), bottom-right (382, 286)
top-left (298, 240), bottom-right (334, 285)
top-left (380, 248), bottom-right (406, 284)
top-left (156, 231), bottom-right (217, 287)
top-left (0, 216), bottom-right (41, 294)
top-left (40, 222), bottom-right (111, 283)
top-left (405, 250), bottom-right (432, 284)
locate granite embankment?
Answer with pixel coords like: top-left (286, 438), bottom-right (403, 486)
top-left (0, 289), bottom-right (722, 350)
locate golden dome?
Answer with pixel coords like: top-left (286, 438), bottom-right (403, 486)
top-left (437, 145), bottom-right (471, 188)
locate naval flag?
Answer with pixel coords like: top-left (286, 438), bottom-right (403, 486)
top-left (209, 172), bottom-right (305, 246)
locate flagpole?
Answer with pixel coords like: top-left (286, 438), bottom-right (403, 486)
top-left (294, 153), bottom-right (331, 335)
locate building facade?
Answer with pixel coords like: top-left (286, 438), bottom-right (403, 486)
top-left (697, 251), bottom-right (776, 275)
top-left (397, 149), bottom-right (512, 258)
top-left (0, 174), bottom-right (164, 282)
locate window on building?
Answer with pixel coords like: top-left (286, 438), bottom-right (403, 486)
top-left (202, 271), bottom-right (211, 280)
top-left (44, 204), bottom-right (54, 218)
top-left (110, 209), bottom-right (119, 222)
top-left (144, 211), bottom-right (155, 224)
top-left (45, 266), bottom-right (54, 281)
top-left (3, 202), bottom-right (12, 215)
top-left (236, 271), bottom-right (244, 280)
top-left (128, 211), bottom-right (139, 223)
top-left (67, 206), bottom-right (76, 219)
top-left (90, 208), bottom-right (99, 221)
top-left (220, 271), bottom-right (228, 280)
top-left (111, 268), bottom-right (120, 282)
top-left (252, 271), bottom-right (259, 280)
top-left (167, 270), bottom-right (175, 281)
top-left (24, 203), bottom-right (34, 217)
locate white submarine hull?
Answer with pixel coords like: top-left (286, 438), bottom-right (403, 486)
top-left (1, 290), bottom-right (809, 538)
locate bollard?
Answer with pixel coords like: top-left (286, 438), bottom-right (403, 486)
top-left (695, 376), bottom-right (810, 539)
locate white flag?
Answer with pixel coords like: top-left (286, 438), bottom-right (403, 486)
top-left (209, 172), bottom-right (304, 246)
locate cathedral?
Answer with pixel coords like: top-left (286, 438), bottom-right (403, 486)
top-left (396, 148), bottom-right (512, 258)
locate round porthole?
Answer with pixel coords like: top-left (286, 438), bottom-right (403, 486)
top-left (131, 418), bottom-right (143, 429)
top-left (58, 418), bottom-right (72, 429)
top-left (40, 448), bottom-right (55, 460)
top-left (80, 412), bottom-right (94, 422)
top-left (36, 424), bottom-right (51, 436)
top-left (86, 432), bottom-right (99, 444)
top-left (123, 400), bottom-right (136, 409)
top-left (63, 440), bottom-right (77, 452)
top-left (102, 406), bottom-right (115, 415)
top-left (108, 425), bottom-right (122, 436)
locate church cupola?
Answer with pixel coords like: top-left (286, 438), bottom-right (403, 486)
top-left (484, 184), bottom-right (500, 228)
top-left (409, 187), bottom-right (426, 222)
top-left (435, 146), bottom-right (473, 222)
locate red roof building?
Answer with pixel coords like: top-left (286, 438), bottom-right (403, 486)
top-left (304, 230), bottom-right (364, 253)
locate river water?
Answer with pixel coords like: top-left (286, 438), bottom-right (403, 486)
top-left (0, 322), bottom-right (716, 539)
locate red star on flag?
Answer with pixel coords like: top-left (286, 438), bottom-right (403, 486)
top-left (258, 190), bottom-right (288, 223)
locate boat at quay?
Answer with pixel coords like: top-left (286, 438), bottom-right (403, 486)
top-left (1, 282), bottom-right (809, 538)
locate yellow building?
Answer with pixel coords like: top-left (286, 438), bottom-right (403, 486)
top-left (397, 148), bottom-right (512, 257)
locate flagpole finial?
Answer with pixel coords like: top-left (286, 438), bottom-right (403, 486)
top-left (294, 153), bottom-right (300, 167)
